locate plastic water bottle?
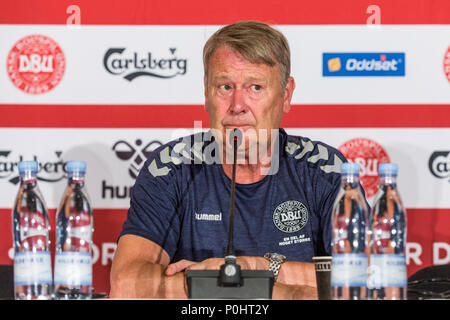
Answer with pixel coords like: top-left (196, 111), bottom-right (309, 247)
top-left (330, 162), bottom-right (369, 300)
top-left (367, 163), bottom-right (407, 300)
top-left (12, 161), bottom-right (52, 300)
top-left (54, 161), bottom-right (93, 299)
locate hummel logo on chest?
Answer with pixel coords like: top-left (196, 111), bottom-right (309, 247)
top-left (195, 212), bottom-right (222, 221)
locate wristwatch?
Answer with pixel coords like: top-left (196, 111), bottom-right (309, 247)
top-left (264, 253), bottom-right (286, 281)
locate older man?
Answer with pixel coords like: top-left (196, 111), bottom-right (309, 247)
top-left (110, 20), bottom-right (347, 299)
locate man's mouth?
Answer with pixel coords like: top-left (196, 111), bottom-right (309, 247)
top-left (223, 124), bottom-right (253, 131)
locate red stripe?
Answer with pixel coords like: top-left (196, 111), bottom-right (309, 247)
top-left (1, 104), bottom-right (450, 128)
top-left (1, 0), bottom-right (450, 25)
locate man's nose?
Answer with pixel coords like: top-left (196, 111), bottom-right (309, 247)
top-left (229, 88), bottom-right (246, 115)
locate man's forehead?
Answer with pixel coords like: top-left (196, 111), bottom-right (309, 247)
top-left (210, 45), bottom-right (277, 68)
top-left (209, 47), bottom-right (277, 77)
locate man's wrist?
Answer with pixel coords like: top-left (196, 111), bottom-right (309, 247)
top-left (264, 253), bottom-right (286, 281)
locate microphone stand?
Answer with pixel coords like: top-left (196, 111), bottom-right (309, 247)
top-left (186, 129), bottom-right (274, 299)
top-left (219, 131), bottom-right (242, 286)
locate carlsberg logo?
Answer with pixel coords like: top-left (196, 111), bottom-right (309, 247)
top-left (103, 47), bottom-right (187, 82)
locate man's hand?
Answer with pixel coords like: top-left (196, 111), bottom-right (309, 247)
top-left (165, 256), bottom-right (317, 300)
top-left (165, 256), bottom-right (263, 276)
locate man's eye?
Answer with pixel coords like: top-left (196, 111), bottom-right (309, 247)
top-left (220, 84), bottom-right (231, 90)
top-left (251, 85), bottom-right (262, 91)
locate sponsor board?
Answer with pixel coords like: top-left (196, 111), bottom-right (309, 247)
top-left (1, 25), bottom-right (450, 104)
top-left (1, 127), bottom-right (450, 291)
top-left (1, 128), bottom-right (450, 208)
top-left (2, 209), bottom-right (448, 291)
top-left (0, 25), bottom-right (211, 104)
top-left (286, 128), bottom-right (450, 207)
top-left (0, 128), bottom-right (188, 208)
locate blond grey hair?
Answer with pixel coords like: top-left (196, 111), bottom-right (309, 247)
top-left (203, 20), bottom-right (291, 90)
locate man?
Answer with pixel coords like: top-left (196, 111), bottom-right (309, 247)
top-left (110, 20), bottom-right (347, 299)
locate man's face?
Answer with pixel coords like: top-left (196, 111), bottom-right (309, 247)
top-left (204, 45), bottom-right (295, 157)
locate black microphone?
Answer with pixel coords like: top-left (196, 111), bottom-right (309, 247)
top-left (228, 128), bottom-right (243, 148)
top-left (226, 128), bottom-right (242, 257)
top-left (186, 128), bottom-right (274, 298)
top-left (219, 129), bottom-right (243, 286)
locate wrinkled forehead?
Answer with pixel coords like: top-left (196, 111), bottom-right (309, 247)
top-left (208, 44), bottom-right (276, 69)
top-left (206, 45), bottom-right (281, 82)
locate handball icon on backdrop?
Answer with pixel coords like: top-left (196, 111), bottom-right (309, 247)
top-left (6, 34), bottom-right (65, 94)
top-left (112, 139), bottom-right (163, 179)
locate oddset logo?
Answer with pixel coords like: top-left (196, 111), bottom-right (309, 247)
top-left (6, 34), bottom-right (66, 94)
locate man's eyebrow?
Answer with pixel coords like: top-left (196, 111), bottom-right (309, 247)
top-left (246, 75), bottom-right (267, 83)
top-left (211, 74), bottom-right (229, 82)
top-left (211, 74), bottom-right (268, 83)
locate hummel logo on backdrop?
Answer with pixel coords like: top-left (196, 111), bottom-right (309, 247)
top-left (112, 139), bottom-right (163, 179)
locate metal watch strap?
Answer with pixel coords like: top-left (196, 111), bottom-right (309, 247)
top-left (264, 253), bottom-right (286, 280)
top-left (269, 259), bottom-right (282, 279)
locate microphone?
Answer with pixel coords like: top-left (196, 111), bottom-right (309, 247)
top-left (226, 128), bottom-right (242, 257)
top-left (186, 128), bottom-right (274, 298)
top-left (228, 128), bottom-right (243, 148)
top-left (220, 129), bottom-right (242, 286)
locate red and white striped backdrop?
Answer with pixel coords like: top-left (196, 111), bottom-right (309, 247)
top-left (1, 0), bottom-right (450, 294)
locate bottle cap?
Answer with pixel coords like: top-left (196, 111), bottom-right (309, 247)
top-left (340, 162), bottom-right (361, 175)
top-left (66, 161), bottom-right (87, 173)
top-left (18, 161), bottom-right (38, 173)
top-left (379, 163), bottom-right (398, 176)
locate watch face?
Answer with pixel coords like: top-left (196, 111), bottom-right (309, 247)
top-left (274, 253), bottom-right (286, 262)
top-left (266, 253), bottom-right (286, 262)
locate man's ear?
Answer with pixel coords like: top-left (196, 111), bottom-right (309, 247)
top-left (282, 77), bottom-right (295, 114)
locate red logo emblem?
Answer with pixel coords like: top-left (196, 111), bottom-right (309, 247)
top-left (444, 46), bottom-right (450, 84)
top-left (338, 138), bottom-right (391, 198)
top-left (6, 34), bottom-right (65, 94)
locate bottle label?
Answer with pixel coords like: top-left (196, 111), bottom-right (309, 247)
top-left (14, 251), bottom-right (52, 285)
top-left (54, 252), bottom-right (92, 286)
top-left (331, 253), bottom-right (368, 287)
top-left (69, 226), bottom-right (92, 243)
top-left (368, 254), bottom-right (407, 288)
